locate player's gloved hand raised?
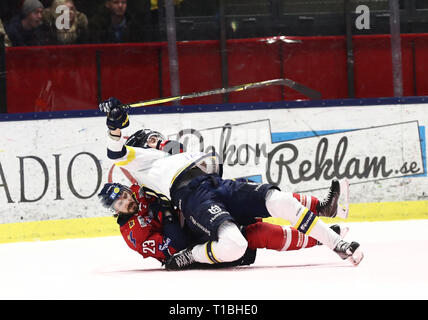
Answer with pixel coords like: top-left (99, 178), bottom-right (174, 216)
top-left (99, 97), bottom-right (122, 113)
top-left (99, 97), bottom-right (130, 130)
top-left (107, 107), bottom-right (129, 130)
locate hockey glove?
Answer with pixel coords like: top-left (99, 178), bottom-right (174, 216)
top-left (107, 107), bottom-right (129, 130)
top-left (99, 97), bottom-right (122, 113)
top-left (99, 97), bottom-right (130, 130)
top-left (148, 197), bottom-right (176, 224)
top-left (149, 200), bottom-right (188, 256)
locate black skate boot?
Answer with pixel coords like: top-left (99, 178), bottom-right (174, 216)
top-left (165, 248), bottom-right (196, 270)
top-left (317, 180), bottom-right (340, 218)
top-left (329, 224), bottom-right (349, 238)
top-left (317, 179), bottom-right (349, 219)
top-left (333, 240), bottom-right (364, 266)
top-left (317, 224), bottom-right (349, 245)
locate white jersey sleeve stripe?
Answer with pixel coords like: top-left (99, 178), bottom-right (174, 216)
top-left (115, 146), bottom-right (136, 166)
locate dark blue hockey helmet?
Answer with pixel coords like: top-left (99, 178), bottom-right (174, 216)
top-left (98, 182), bottom-right (132, 214)
top-left (125, 129), bottom-right (165, 149)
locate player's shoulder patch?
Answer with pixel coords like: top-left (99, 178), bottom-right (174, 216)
top-left (128, 219), bottom-right (135, 229)
top-left (137, 215), bottom-right (152, 228)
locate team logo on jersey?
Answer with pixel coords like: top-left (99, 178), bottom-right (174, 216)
top-left (158, 237), bottom-right (171, 252)
top-left (137, 215), bottom-right (151, 228)
top-left (207, 204), bottom-right (228, 223)
top-left (128, 220), bottom-right (135, 229)
top-left (128, 231), bottom-right (136, 248)
top-left (208, 205), bottom-right (222, 215)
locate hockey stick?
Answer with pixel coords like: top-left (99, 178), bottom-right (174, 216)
top-left (122, 78), bottom-right (321, 109)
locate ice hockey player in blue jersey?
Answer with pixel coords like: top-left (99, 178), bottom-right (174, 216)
top-left (99, 97), bottom-right (364, 270)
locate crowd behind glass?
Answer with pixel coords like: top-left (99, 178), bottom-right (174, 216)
top-left (0, 0), bottom-right (189, 47)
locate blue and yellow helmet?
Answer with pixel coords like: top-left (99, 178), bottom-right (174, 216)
top-left (98, 183), bottom-right (132, 214)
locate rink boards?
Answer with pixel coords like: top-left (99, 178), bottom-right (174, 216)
top-left (1, 97), bottom-right (428, 242)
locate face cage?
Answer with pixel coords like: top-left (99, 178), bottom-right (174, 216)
top-left (142, 132), bottom-right (165, 148)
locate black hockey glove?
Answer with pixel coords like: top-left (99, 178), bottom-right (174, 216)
top-left (148, 197), bottom-right (176, 224)
top-left (107, 107), bottom-right (129, 130)
top-left (99, 97), bottom-right (122, 113)
top-left (99, 97), bottom-right (130, 130)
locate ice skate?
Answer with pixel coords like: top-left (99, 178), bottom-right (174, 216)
top-left (333, 240), bottom-right (364, 266)
top-left (337, 179), bottom-right (350, 219)
top-left (317, 179), bottom-right (349, 219)
top-left (330, 224), bottom-right (349, 238)
top-left (317, 224), bottom-right (349, 245)
top-left (165, 248), bottom-right (196, 270)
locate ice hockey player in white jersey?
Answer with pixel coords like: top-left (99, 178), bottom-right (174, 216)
top-left (99, 97), bottom-right (364, 270)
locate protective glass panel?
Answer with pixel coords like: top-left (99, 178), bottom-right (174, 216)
top-left (0, 0), bottom-right (427, 113)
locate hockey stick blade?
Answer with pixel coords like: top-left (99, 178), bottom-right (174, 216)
top-left (122, 78), bottom-right (321, 109)
top-left (282, 79), bottom-right (322, 100)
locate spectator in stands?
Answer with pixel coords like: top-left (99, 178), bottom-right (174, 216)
top-left (0, 19), bottom-right (12, 47)
top-left (5, 0), bottom-right (49, 46)
top-left (128, 0), bottom-right (152, 41)
top-left (42, 0), bottom-right (89, 44)
top-left (40, 0), bottom-right (53, 7)
top-left (0, 0), bottom-right (22, 24)
top-left (88, 0), bottom-right (146, 43)
top-left (73, 0), bottom-right (106, 19)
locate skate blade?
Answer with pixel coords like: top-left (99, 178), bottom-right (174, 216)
top-left (339, 226), bottom-right (349, 238)
top-left (347, 247), bottom-right (364, 266)
top-left (337, 179), bottom-right (350, 219)
top-left (336, 205), bottom-right (349, 219)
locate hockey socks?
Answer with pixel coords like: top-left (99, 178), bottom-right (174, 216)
top-left (293, 193), bottom-right (319, 214)
top-left (293, 179), bottom-right (350, 219)
top-left (245, 222), bottom-right (318, 251)
top-left (294, 208), bottom-right (341, 249)
top-left (265, 189), bottom-right (341, 250)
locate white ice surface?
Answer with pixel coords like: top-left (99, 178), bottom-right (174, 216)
top-left (1, 219), bottom-right (428, 300)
